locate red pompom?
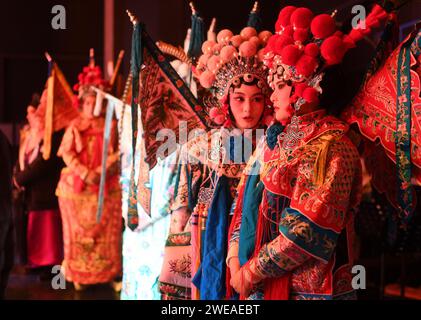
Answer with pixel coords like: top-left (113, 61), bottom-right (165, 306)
top-left (239, 41), bottom-right (257, 57)
top-left (214, 115), bottom-right (226, 125)
top-left (311, 14), bottom-right (336, 39)
top-left (199, 70), bottom-right (216, 88)
top-left (202, 40), bottom-right (217, 54)
top-left (320, 36), bottom-right (346, 65)
top-left (278, 6), bottom-right (297, 20)
top-left (282, 25), bottom-right (294, 37)
top-left (273, 35), bottom-right (294, 55)
top-left (264, 35), bottom-right (277, 54)
top-left (294, 83), bottom-right (308, 97)
top-left (209, 107), bottom-right (221, 118)
top-left (290, 7), bottom-right (314, 29)
top-left (342, 34), bottom-right (357, 50)
top-left (293, 28), bottom-right (309, 43)
top-left (302, 87), bottom-right (319, 103)
top-left (304, 43), bottom-right (319, 57)
top-left (276, 6), bottom-right (297, 29)
top-left (275, 19), bottom-right (283, 33)
top-left (258, 31), bottom-right (272, 44)
top-left (281, 45), bottom-right (301, 66)
top-left (295, 55), bottom-right (318, 77)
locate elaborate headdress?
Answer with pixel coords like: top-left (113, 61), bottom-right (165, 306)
top-left (73, 48), bottom-right (111, 99)
top-left (263, 4), bottom-right (389, 149)
top-left (194, 23), bottom-right (273, 127)
top-left (264, 5), bottom-right (389, 109)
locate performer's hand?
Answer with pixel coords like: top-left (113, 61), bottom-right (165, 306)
top-left (86, 170), bottom-right (100, 185)
top-left (228, 256), bottom-right (240, 279)
top-left (230, 266), bottom-right (253, 297)
top-left (13, 177), bottom-right (22, 190)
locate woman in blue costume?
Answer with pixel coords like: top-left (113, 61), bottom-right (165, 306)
top-left (159, 25), bottom-right (274, 300)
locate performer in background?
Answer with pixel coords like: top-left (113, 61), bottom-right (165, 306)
top-left (227, 4), bottom-right (389, 300)
top-left (14, 90), bottom-right (66, 280)
top-left (0, 129), bottom-right (14, 299)
top-left (13, 96), bottom-right (39, 267)
top-left (56, 51), bottom-right (122, 291)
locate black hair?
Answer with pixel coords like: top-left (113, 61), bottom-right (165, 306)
top-left (319, 0), bottom-right (385, 116)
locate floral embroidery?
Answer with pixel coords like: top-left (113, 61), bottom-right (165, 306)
top-left (255, 244), bottom-right (286, 278)
top-left (168, 254), bottom-right (191, 278)
top-left (159, 282), bottom-right (191, 300)
top-left (279, 208), bottom-right (340, 262)
top-left (167, 232), bottom-right (191, 246)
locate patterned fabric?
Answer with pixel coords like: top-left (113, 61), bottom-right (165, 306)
top-left (278, 208), bottom-right (340, 262)
top-left (121, 155), bottom-right (176, 300)
top-left (193, 175), bottom-right (233, 299)
top-left (120, 105), bottom-right (177, 300)
top-left (342, 29), bottom-right (421, 185)
top-left (40, 62), bottom-right (78, 161)
top-left (56, 117), bottom-right (122, 284)
top-left (127, 22), bottom-right (208, 232)
top-left (395, 36), bottom-right (414, 221)
top-left (229, 110), bottom-right (362, 299)
top-left (159, 231), bottom-right (192, 300)
top-left (161, 147), bottom-right (208, 300)
top-left (160, 130), bottom-right (247, 300)
top-left (134, 24), bottom-right (208, 171)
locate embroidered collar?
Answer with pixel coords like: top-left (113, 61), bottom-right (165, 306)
top-left (276, 109), bottom-right (327, 150)
top-left (265, 109), bottom-right (349, 160)
top-left (297, 109), bottom-right (327, 127)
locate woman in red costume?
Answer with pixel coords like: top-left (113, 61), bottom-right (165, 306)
top-left (227, 4), bottom-right (390, 300)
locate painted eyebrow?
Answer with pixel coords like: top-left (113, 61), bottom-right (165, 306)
top-left (232, 92), bottom-right (264, 97)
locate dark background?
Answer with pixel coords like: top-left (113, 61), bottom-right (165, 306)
top-left (0, 0), bottom-right (420, 142)
top-left (0, 0), bottom-right (420, 301)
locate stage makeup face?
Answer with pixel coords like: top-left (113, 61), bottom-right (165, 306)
top-left (270, 81), bottom-right (293, 123)
top-left (229, 84), bottom-right (265, 130)
top-left (82, 94), bottom-right (96, 119)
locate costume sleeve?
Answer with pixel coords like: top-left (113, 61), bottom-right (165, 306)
top-left (250, 138), bottom-right (361, 280)
top-left (15, 130), bottom-right (64, 187)
top-left (226, 177), bottom-right (246, 265)
top-left (57, 125), bottom-right (89, 181)
top-left (227, 137), bottom-right (265, 266)
top-left (170, 152), bottom-right (205, 212)
top-left (170, 162), bottom-right (191, 212)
